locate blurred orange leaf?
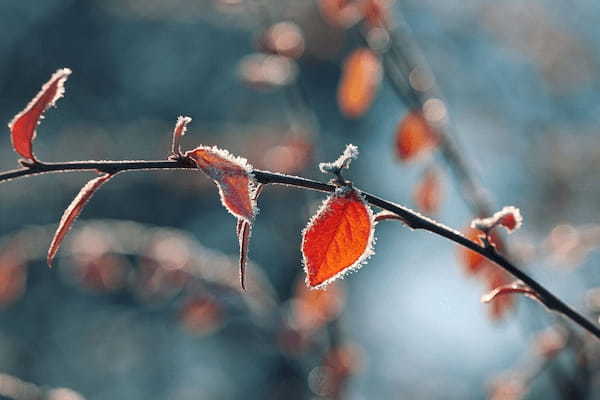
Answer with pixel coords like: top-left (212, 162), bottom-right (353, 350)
top-left (292, 279), bottom-right (345, 333)
top-left (413, 167), bottom-right (442, 214)
top-left (337, 48), bottom-right (381, 118)
top-left (395, 110), bottom-right (438, 161)
top-left (302, 188), bottom-right (374, 288)
top-left (47, 173), bottom-right (114, 267)
top-left (8, 68), bottom-right (71, 161)
top-left (186, 146), bottom-right (256, 222)
top-left (318, 0), bottom-right (362, 28)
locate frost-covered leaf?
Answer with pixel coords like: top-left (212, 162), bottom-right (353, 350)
top-left (186, 146), bottom-right (257, 222)
top-left (8, 68), bottom-right (72, 161)
top-left (170, 116), bottom-right (192, 157)
top-left (47, 173), bottom-right (114, 267)
top-left (302, 187), bottom-right (375, 288)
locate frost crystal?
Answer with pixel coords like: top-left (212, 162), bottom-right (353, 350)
top-left (319, 144), bottom-right (359, 174)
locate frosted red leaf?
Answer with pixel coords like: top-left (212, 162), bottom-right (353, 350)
top-left (395, 110), bottom-right (438, 161)
top-left (337, 48), bottom-right (382, 118)
top-left (185, 146), bottom-right (256, 222)
top-left (413, 167), bottom-right (442, 214)
top-left (302, 188), bottom-right (374, 288)
top-left (8, 68), bottom-right (72, 161)
top-left (47, 173), bottom-right (114, 267)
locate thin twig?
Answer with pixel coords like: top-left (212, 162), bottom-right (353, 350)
top-left (1, 159), bottom-right (599, 338)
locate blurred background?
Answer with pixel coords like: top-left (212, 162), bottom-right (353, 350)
top-left (1, 0), bottom-right (600, 399)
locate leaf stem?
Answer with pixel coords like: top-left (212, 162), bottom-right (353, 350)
top-left (1, 159), bottom-right (599, 338)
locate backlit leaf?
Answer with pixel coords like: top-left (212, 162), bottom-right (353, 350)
top-left (457, 227), bottom-right (503, 275)
top-left (186, 146), bottom-right (257, 222)
top-left (47, 173), bottom-right (114, 267)
top-left (395, 110), bottom-right (438, 161)
top-left (337, 48), bottom-right (381, 118)
top-left (413, 167), bottom-right (442, 214)
top-left (8, 68), bottom-right (72, 161)
top-left (302, 187), bottom-right (374, 288)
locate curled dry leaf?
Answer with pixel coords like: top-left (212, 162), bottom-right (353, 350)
top-left (337, 48), bottom-right (382, 118)
top-left (170, 116), bottom-right (192, 157)
top-left (471, 206), bottom-right (523, 233)
top-left (302, 187), bottom-right (375, 288)
top-left (8, 68), bottom-right (72, 161)
top-left (186, 146), bottom-right (257, 222)
top-left (413, 167), bottom-right (442, 214)
top-left (481, 281), bottom-right (541, 305)
top-left (395, 110), bottom-right (438, 161)
top-left (47, 173), bottom-right (114, 267)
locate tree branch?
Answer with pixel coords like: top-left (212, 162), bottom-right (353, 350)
top-left (1, 159), bottom-right (599, 338)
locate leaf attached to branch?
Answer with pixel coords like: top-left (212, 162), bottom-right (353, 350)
top-left (47, 173), bottom-right (114, 267)
top-left (8, 68), bottom-right (72, 161)
top-left (186, 146), bottom-right (257, 222)
top-left (302, 187), bottom-right (375, 288)
top-left (481, 282), bottom-right (541, 305)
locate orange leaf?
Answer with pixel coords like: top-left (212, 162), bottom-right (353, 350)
top-left (186, 146), bottom-right (256, 222)
top-left (302, 188), bottom-right (374, 288)
top-left (395, 110), bottom-right (438, 161)
top-left (337, 48), bottom-right (381, 118)
top-left (413, 167), bottom-right (442, 214)
top-left (47, 173), bottom-right (114, 267)
top-left (457, 227), bottom-right (503, 275)
top-left (8, 68), bottom-right (72, 161)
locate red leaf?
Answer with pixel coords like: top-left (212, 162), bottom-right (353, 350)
top-left (186, 146), bottom-right (256, 222)
top-left (337, 48), bottom-right (382, 118)
top-left (302, 188), bottom-right (374, 288)
top-left (413, 167), bottom-right (442, 214)
top-left (8, 68), bottom-right (72, 161)
top-left (395, 110), bottom-right (438, 161)
top-left (457, 227), bottom-right (504, 275)
top-left (47, 173), bottom-right (114, 267)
